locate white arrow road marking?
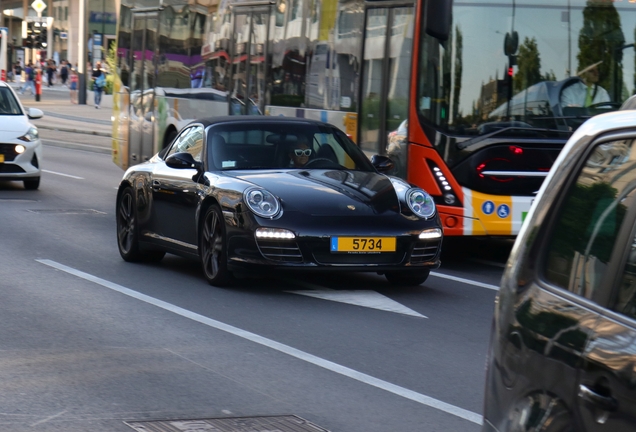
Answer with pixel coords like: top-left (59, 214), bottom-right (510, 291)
top-left (36, 259), bottom-right (482, 425)
top-left (286, 289), bottom-right (427, 318)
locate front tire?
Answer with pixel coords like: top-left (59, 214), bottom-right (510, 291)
top-left (116, 187), bottom-right (165, 262)
top-left (200, 205), bottom-right (232, 286)
top-left (24, 177), bottom-right (40, 190)
top-left (385, 270), bottom-right (430, 286)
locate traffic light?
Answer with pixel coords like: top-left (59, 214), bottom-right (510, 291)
top-left (39, 22), bottom-right (48, 49)
top-left (33, 21), bottom-right (42, 49)
top-left (24, 22), bottom-right (34, 48)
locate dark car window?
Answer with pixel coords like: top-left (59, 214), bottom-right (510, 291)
top-left (207, 122), bottom-right (375, 171)
top-left (0, 87), bottom-right (23, 115)
top-left (166, 126), bottom-right (204, 162)
top-left (544, 138), bottom-right (636, 303)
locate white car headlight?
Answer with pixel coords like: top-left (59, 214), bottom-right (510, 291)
top-left (18, 127), bottom-right (39, 142)
top-left (244, 187), bottom-right (281, 218)
top-left (406, 188), bottom-right (436, 219)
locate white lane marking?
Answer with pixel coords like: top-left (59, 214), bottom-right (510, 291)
top-left (430, 272), bottom-right (499, 291)
top-left (42, 169), bottom-right (84, 180)
top-left (30, 410), bottom-right (67, 427)
top-left (37, 259), bottom-right (482, 425)
top-left (287, 290), bottom-right (427, 318)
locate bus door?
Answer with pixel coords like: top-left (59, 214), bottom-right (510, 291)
top-left (129, 11), bottom-right (158, 165)
top-left (230, 4), bottom-right (270, 115)
top-left (359, 4), bottom-right (415, 176)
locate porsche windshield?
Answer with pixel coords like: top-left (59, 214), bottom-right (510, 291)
top-left (207, 122), bottom-right (376, 171)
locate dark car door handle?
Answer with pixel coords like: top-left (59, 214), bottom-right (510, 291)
top-left (578, 384), bottom-right (618, 412)
top-left (152, 180), bottom-right (161, 191)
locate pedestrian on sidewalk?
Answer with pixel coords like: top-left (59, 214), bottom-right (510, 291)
top-left (70, 68), bottom-right (79, 104)
top-left (46, 60), bottom-right (56, 88)
top-left (14, 62), bottom-right (22, 83)
top-left (92, 62), bottom-right (106, 109)
top-left (60, 61), bottom-right (69, 86)
top-left (19, 63), bottom-right (35, 95)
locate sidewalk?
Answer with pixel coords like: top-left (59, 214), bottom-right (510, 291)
top-left (10, 82), bottom-right (113, 138)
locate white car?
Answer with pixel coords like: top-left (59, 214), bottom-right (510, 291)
top-left (0, 81), bottom-right (43, 189)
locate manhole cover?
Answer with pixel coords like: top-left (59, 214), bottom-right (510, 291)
top-left (125, 415), bottom-right (330, 432)
top-left (27, 209), bottom-right (107, 215)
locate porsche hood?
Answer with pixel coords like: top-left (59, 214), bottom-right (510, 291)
top-left (231, 170), bottom-right (400, 216)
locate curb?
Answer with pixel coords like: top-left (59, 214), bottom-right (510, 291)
top-left (37, 124), bottom-right (111, 137)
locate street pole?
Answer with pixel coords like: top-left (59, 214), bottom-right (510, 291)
top-left (78, 0), bottom-right (87, 104)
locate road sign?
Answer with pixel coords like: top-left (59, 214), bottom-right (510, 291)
top-left (0, 27), bottom-right (8, 34)
top-left (31, 0), bottom-right (47, 14)
top-left (25, 16), bottom-right (47, 23)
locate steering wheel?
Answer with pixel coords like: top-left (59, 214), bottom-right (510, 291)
top-left (303, 158), bottom-right (338, 168)
top-left (587, 101), bottom-right (622, 110)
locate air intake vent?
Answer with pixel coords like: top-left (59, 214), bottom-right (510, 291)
top-left (410, 239), bottom-right (441, 263)
top-left (256, 240), bottom-right (303, 262)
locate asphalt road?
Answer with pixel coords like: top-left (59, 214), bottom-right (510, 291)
top-left (0, 135), bottom-right (509, 432)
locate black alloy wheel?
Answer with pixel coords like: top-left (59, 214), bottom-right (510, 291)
top-left (116, 187), bottom-right (165, 262)
top-left (200, 205), bottom-right (232, 286)
top-left (385, 270), bottom-right (430, 286)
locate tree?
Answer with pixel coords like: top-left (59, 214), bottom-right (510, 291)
top-left (514, 37), bottom-right (542, 94)
top-left (452, 26), bottom-right (463, 123)
top-left (577, 0), bottom-right (625, 100)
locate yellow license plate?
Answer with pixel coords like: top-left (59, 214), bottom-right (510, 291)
top-left (0, 154), bottom-right (4, 163)
top-left (331, 237), bottom-right (396, 253)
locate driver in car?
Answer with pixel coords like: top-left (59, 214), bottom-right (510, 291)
top-left (560, 60), bottom-right (610, 108)
top-left (289, 137), bottom-right (313, 168)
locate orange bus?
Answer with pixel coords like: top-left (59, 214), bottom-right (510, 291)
top-left (112, 0), bottom-right (635, 236)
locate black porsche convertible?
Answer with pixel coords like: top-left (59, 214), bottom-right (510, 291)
top-left (116, 117), bottom-right (442, 286)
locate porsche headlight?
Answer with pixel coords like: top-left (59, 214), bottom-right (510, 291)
top-left (244, 187), bottom-right (281, 218)
top-left (406, 188), bottom-right (436, 219)
top-left (18, 127), bottom-right (39, 142)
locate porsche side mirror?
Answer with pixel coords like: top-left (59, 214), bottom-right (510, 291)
top-left (165, 152), bottom-right (203, 171)
top-left (371, 154), bottom-right (395, 174)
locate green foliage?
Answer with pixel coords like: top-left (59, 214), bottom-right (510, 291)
top-left (452, 26), bottom-right (464, 123)
top-left (514, 37), bottom-right (543, 94)
top-left (577, 1), bottom-right (625, 98)
top-left (106, 44), bottom-right (117, 76)
top-left (88, 74), bottom-right (114, 95)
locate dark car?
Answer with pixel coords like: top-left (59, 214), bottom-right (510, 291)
top-left (116, 117), bottom-right (442, 286)
top-left (482, 110), bottom-right (636, 431)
